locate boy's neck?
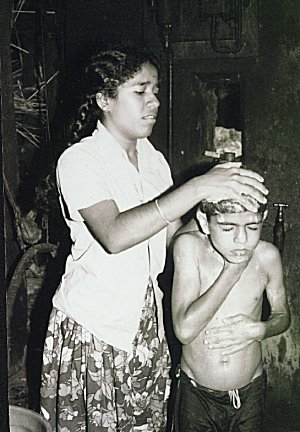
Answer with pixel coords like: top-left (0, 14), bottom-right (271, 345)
top-left (206, 235), bottom-right (225, 265)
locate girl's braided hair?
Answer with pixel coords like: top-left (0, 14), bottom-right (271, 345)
top-left (69, 46), bottom-right (160, 145)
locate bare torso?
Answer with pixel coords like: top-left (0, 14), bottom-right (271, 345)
top-left (179, 224), bottom-right (268, 391)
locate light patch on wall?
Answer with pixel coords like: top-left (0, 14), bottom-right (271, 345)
top-left (205, 126), bottom-right (242, 160)
top-left (213, 126), bottom-right (242, 157)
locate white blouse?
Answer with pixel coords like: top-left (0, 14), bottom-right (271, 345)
top-left (52, 121), bottom-right (173, 351)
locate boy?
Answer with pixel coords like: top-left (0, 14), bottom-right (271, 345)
top-left (171, 198), bottom-right (290, 431)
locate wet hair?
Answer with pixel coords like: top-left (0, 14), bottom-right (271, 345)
top-left (68, 46), bottom-right (160, 145)
top-left (199, 198), bottom-right (267, 219)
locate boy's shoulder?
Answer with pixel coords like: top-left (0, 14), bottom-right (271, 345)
top-left (174, 218), bottom-right (202, 239)
top-left (173, 219), bottom-right (206, 255)
top-left (256, 240), bottom-right (282, 265)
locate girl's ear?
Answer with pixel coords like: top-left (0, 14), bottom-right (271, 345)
top-left (196, 208), bottom-right (210, 235)
top-left (95, 93), bottom-right (111, 112)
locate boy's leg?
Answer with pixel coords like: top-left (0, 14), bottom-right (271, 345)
top-left (230, 371), bottom-right (267, 432)
top-left (173, 370), bottom-right (226, 432)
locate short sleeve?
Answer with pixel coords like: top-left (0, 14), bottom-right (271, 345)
top-left (156, 151), bottom-right (173, 190)
top-left (57, 146), bottom-right (112, 221)
top-left (140, 139), bottom-right (174, 193)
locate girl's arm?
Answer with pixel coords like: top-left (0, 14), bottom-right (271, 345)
top-left (80, 165), bottom-right (268, 253)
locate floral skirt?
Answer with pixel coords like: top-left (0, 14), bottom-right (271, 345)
top-left (40, 282), bottom-right (171, 431)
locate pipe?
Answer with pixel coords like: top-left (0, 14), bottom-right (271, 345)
top-left (164, 24), bottom-right (173, 166)
top-left (273, 203), bottom-right (288, 255)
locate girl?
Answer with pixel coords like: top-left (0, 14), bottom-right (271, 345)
top-left (40, 46), bottom-right (268, 431)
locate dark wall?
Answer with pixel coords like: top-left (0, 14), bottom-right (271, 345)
top-left (63, 0), bottom-right (144, 90)
top-left (64, 0), bottom-right (143, 61)
top-left (244, 2), bottom-right (300, 429)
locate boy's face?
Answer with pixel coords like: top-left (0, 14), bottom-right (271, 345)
top-left (206, 211), bottom-right (266, 264)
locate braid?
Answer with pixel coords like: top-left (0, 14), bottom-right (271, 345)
top-left (68, 97), bottom-right (97, 145)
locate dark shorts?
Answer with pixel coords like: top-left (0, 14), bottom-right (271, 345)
top-left (173, 368), bottom-right (267, 432)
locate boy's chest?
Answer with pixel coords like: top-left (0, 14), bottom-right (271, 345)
top-left (221, 270), bottom-right (267, 316)
top-left (201, 259), bottom-right (268, 316)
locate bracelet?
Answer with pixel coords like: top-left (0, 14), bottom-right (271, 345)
top-left (155, 198), bottom-right (171, 225)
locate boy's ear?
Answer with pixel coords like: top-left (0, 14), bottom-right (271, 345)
top-left (262, 210), bottom-right (268, 221)
top-left (196, 208), bottom-right (210, 235)
top-left (95, 92), bottom-right (111, 112)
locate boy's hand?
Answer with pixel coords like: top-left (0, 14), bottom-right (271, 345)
top-left (203, 314), bottom-right (264, 356)
top-left (224, 258), bottom-right (251, 271)
top-left (222, 257), bottom-right (252, 283)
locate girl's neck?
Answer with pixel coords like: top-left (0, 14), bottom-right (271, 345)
top-left (127, 146), bottom-right (139, 169)
top-left (121, 139), bottom-right (137, 155)
top-left (102, 119), bottom-right (138, 154)
top-left (117, 138), bottom-right (138, 168)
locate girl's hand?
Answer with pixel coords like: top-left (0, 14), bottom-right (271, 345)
top-left (198, 164), bottom-right (268, 212)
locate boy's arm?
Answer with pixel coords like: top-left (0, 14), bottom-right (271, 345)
top-left (204, 244), bottom-right (290, 356)
top-left (167, 218), bottom-right (182, 246)
top-left (260, 244), bottom-right (290, 338)
top-left (172, 233), bottom-right (248, 345)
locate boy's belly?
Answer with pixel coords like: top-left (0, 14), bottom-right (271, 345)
top-left (181, 339), bottom-right (263, 391)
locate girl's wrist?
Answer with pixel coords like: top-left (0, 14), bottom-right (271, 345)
top-left (189, 176), bottom-right (209, 203)
top-left (154, 199), bottom-right (171, 225)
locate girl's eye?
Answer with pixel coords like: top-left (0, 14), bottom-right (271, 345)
top-left (135, 89), bottom-right (159, 96)
top-left (248, 226), bottom-right (258, 231)
top-left (222, 227), bottom-right (233, 232)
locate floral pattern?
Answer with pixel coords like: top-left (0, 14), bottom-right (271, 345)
top-left (40, 283), bottom-right (171, 431)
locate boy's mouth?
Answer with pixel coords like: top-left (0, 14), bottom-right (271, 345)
top-left (231, 249), bottom-right (249, 257)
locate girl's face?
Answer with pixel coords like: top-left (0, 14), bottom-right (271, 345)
top-left (99, 62), bottom-right (160, 148)
top-left (206, 211), bottom-right (265, 264)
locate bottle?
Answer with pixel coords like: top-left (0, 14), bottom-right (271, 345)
top-left (204, 150), bottom-right (241, 164)
top-left (220, 152), bottom-right (237, 162)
